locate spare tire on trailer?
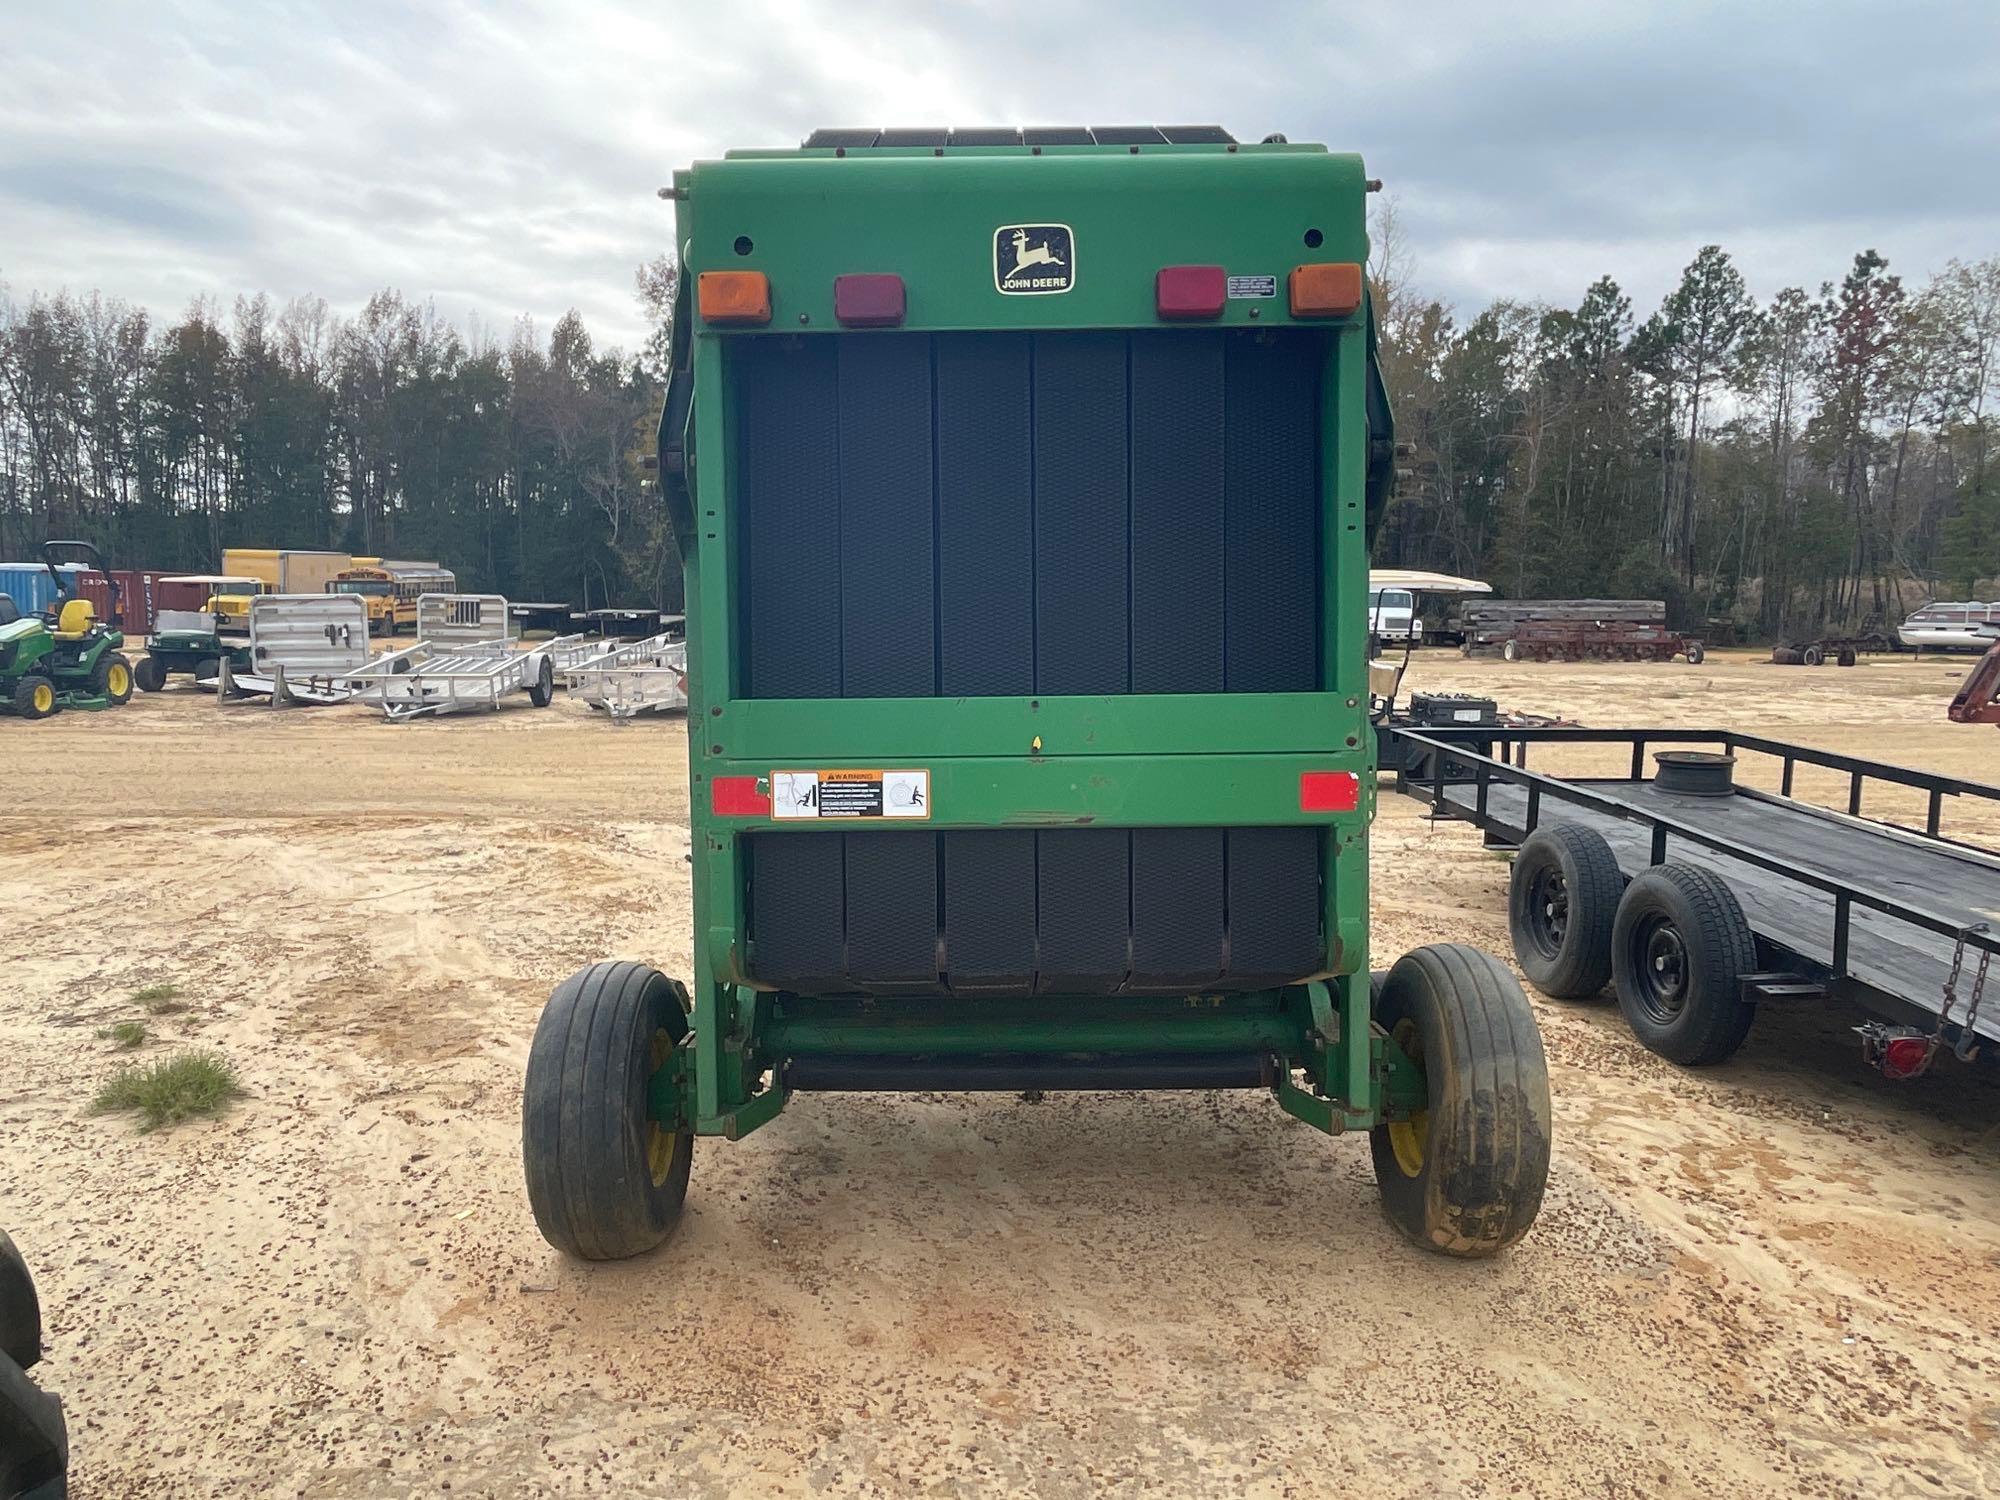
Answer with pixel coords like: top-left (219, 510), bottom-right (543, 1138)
top-left (1509, 822), bottom-right (1622, 998)
top-left (1368, 944), bottom-right (1551, 1257)
top-left (1611, 863), bottom-right (1757, 1065)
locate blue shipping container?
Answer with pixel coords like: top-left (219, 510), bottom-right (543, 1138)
top-left (0, 562), bottom-right (85, 617)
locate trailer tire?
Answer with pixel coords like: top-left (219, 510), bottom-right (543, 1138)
top-left (1686, 643), bottom-right (1705, 665)
top-left (1837, 645), bottom-right (1858, 668)
top-left (522, 961), bottom-right (693, 1261)
top-left (134, 655), bottom-right (167, 693)
top-left (1611, 864), bottom-right (1756, 1066)
top-left (1501, 639), bottom-right (1520, 662)
top-left (1801, 644), bottom-right (1824, 667)
top-left (1508, 823), bottom-right (1621, 999)
top-left (1368, 944), bottom-right (1551, 1258)
top-left (529, 657), bottom-right (556, 708)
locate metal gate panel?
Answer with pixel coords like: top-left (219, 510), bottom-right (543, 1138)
top-left (417, 593), bottom-right (511, 646)
top-left (247, 594), bottom-right (373, 675)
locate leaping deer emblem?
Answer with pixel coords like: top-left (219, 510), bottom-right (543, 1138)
top-left (1006, 228), bottom-right (1066, 279)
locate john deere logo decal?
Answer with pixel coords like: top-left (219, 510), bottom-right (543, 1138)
top-left (994, 224), bottom-right (1075, 295)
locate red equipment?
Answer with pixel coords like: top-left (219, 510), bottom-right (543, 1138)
top-left (1948, 630), bottom-right (2000, 727)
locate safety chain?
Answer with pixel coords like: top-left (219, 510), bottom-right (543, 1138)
top-left (1938, 923), bottom-right (1992, 1065)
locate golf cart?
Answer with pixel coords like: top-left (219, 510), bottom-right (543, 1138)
top-left (135, 576), bottom-right (267, 692)
top-left (0, 542), bottom-right (134, 720)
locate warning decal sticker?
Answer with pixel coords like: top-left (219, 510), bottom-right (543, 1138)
top-left (772, 769), bottom-right (930, 820)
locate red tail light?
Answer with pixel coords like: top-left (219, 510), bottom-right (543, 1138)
top-left (1155, 265), bottom-right (1226, 320)
top-left (834, 273), bottom-right (906, 327)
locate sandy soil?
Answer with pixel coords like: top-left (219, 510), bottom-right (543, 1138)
top-left (3, 649), bottom-right (1998, 1498)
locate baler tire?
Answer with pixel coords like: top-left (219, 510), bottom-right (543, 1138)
top-left (1610, 864), bottom-right (1756, 1066)
top-left (1368, 944), bottom-right (1551, 1258)
top-left (1508, 823), bottom-right (1621, 999)
top-left (522, 961), bottom-right (693, 1261)
top-left (135, 655), bottom-right (167, 693)
top-left (528, 658), bottom-right (556, 708)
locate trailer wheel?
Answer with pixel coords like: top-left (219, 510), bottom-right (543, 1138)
top-left (1501, 639), bottom-right (1520, 662)
top-left (1836, 645), bottom-right (1857, 668)
top-left (135, 655), bottom-right (167, 692)
top-left (528, 657), bottom-right (556, 707)
top-left (1508, 823), bottom-right (1621, 998)
top-left (1611, 864), bottom-right (1756, 1065)
top-left (13, 675), bottom-right (59, 719)
top-left (1801, 644), bottom-right (1824, 667)
top-left (1686, 643), bottom-right (1705, 665)
top-left (522, 961), bottom-right (693, 1260)
top-left (1369, 944), bottom-right (1551, 1258)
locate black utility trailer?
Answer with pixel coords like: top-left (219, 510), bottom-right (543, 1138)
top-left (1382, 725), bottom-right (2000, 1075)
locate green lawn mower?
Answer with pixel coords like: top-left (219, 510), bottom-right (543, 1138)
top-left (0, 542), bottom-right (134, 720)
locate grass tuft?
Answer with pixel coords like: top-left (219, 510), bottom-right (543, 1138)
top-left (131, 983), bottom-right (186, 1015)
top-left (92, 1049), bottom-right (241, 1132)
top-left (96, 1020), bottom-right (148, 1049)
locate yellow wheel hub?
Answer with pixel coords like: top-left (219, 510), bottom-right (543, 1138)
top-left (33, 685), bottom-right (54, 713)
top-left (1386, 1018), bottom-right (1430, 1178)
top-left (108, 663), bottom-right (130, 696)
top-left (645, 1027), bottom-right (679, 1187)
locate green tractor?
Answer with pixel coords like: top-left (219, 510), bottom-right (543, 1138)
top-left (0, 541), bottom-right (135, 720)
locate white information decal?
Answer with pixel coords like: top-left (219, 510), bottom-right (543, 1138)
top-left (771, 769), bottom-right (931, 820)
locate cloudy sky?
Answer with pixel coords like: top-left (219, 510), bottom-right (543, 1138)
top-left (4, 1), bottom-right (1996, 352)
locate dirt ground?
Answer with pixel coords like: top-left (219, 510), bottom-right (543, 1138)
top-left (4, 648), bottom-right (1999, 1498)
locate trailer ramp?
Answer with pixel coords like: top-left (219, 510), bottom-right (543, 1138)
top-left (566, 633), bottom-right (688, 720)
top-left (218, 594), bottom-right (372, 706)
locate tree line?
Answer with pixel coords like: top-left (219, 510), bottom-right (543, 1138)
top-left (1369, 215), bottom-right (2000, 634)
top-left (0, 258), bottom-right (680, 610)
top-left (5, 234), bottom-right (1996, 635)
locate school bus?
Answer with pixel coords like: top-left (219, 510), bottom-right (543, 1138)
top-left (327, 561), bottom-right (456, 634)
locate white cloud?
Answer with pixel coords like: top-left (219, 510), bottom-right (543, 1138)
top-left (2, 0), bottom-right (1995, 347)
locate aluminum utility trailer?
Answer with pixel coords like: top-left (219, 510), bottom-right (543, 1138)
top-left (346, 594), bottom-right (583, 720)
top-left (217, 593), bottom-right (373, 705)
top-left (565, 633), bottom-right (689, 719)
top-left (1384, 724), bottom-right (2000, 1076)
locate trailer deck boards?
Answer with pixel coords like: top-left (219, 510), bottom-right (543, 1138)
top-left (1386, 726), bottom-right (2000, 1048)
